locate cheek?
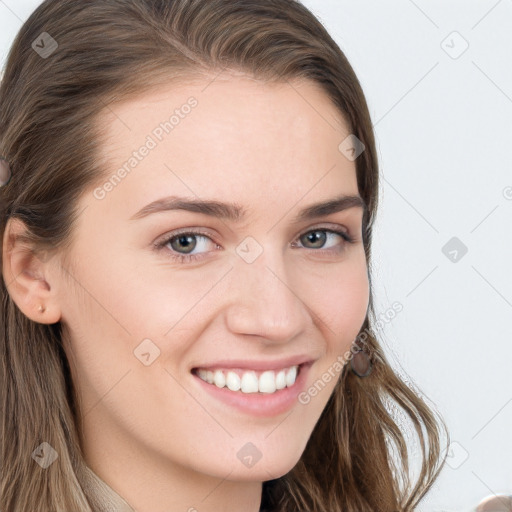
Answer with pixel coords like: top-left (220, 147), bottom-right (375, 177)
top-left (312, 255), bottom-right (369, 347)
top-left (108, 256), bottom-right (230, 335)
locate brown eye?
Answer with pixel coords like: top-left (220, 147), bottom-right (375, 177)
top-left (156, 230), bottom-right (218, 263)
top-left (169, 234), bottom-right (197, 254)
top-left (297, 228), bottom-right (353, 251)
top-left (301, 230), bottom-right (327, 249)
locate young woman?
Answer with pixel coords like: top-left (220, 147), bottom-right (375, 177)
top-left (0, 1), bottom-right (449, 510)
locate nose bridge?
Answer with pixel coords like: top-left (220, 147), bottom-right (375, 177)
top-left (224, 245), bottom-right (308, 342)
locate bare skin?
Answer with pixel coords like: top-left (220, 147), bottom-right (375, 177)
top-left (3, 73), bottom-right (369, 512)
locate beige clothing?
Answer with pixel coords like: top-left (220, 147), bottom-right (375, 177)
top-left (76, 460), bottom-right (136, 512)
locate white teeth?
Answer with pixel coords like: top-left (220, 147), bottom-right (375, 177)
top-left (241, 371), bottom-right (259, 393)
top-left (259, 371), bottom-right (276, 393)
top-left (285, 365), bottom-right (297, 387)
top-left (226, 371), bottom-right (241, 391)
top-left (275, 369), bottom-right (287, 390)
top-left (213, 370), bottom-right (225, 388)
top-left (196, 365), bottom-right (300, 393)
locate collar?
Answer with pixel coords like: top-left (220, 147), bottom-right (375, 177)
top-left (75, 459), bottom-right (136, 512)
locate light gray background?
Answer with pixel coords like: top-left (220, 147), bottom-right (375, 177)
top-left (1, 1), bottom-right (511, 511)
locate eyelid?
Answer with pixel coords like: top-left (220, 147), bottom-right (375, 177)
top-left (153, 227), bottom-right (219, 248)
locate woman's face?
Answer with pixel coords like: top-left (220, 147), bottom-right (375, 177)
top-left (57, 74), bottom-right (369, 502)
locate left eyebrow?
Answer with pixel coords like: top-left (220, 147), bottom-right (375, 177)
top-left (129, 194), bottom-right (367, 223)
top-left (290, 194), bottom-right (366, 224)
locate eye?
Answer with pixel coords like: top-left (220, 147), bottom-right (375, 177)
top-left (155, 230), bottom-right (218, 263)
top-left (154, 226), bottom-right (356, 264)
top-left (294, 228), bottom-right (354, 251)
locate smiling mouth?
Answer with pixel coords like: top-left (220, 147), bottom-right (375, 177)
top-left (191, 363), bottom-right (305, 394)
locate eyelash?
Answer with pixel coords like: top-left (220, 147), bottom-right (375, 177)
top-left (154, 227), bottom-right (356, 264)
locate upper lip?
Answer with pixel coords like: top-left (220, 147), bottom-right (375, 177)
top-left (191, 354), bottom-right (316, 372)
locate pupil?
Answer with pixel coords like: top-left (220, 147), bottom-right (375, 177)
top-left (173, 235), bottom-right (196, 254)
top-left (305, 231), bottom-right (325, 248)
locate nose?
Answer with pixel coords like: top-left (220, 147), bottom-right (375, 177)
top-left (223, 250), bottom-right (310, 344)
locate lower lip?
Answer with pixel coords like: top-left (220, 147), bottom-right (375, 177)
top-left (191, 363), bottom-right (312, 418)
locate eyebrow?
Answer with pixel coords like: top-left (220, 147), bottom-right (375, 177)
top-left (129, 194), bottom-right (367, 223)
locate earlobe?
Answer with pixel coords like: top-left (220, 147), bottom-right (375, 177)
top-left (2, 217), bottom-right (62, 324)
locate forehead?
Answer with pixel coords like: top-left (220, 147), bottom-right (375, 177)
top-left (92, 75), bottom-right (359, 215)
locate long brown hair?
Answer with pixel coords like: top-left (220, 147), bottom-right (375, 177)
top-left (0, 1), bottom-right (449, 510)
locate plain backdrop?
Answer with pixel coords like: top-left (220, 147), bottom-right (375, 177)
top-left (1, 1), bottom-right (511, 511)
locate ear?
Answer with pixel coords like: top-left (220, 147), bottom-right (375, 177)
top-left (2, 217), bottom-right (62, 324)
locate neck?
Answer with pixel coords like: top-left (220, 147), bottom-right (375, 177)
top-left (80, 420), bottom-right (263, 512)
